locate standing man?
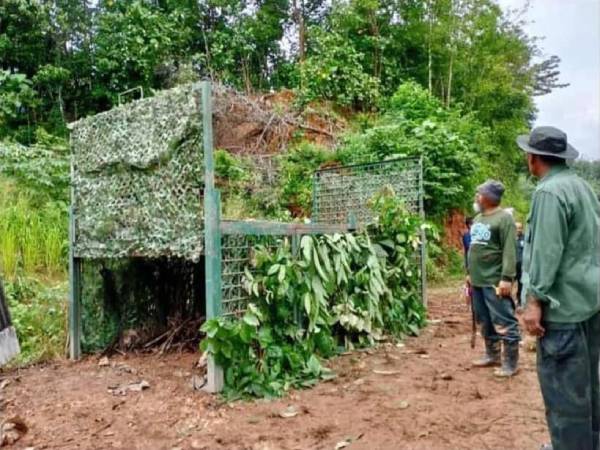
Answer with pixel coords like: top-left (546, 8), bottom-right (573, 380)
top-left (515, 222), bottom-right (525, 305)
top-left (468, 180), bottom-right (520, 377)
top-left (518, 126), bottom-right (600, 450)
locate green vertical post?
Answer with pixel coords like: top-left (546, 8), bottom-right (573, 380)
top-left (347, 212), bottom-right (358, 232)
top-left (291, 233), bottom-right (301, 325)
top-left (311, 173), bottom-right (318, 222)
top-left (418, 157), bottom-right (427, 308)
top-left (202, 80), bottom-right (224, 393)
top-left (68, 205), bottom-right (81, 360)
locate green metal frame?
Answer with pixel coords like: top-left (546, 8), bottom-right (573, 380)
top-left (68, 80), bottom-right (427, 394)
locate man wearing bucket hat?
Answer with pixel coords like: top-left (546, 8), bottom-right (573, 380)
top-left (517, 126), bottom-right (600, 450)
top-left (467, 179), bottom-right (519, 377)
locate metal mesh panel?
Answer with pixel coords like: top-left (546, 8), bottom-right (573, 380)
top-left (70, 83), bottom-right (204, 260)
top-left (312, 158), bottom-right (422, 224)
top-left (221, 234), bottom-right (284, 316)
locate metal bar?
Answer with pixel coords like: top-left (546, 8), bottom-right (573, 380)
top-left (311, 173), bottom-right (319, 221)
top-left (313, 156), bottom-right (419, 174)
top-left (202, 80), bottom-right (224, 393)
top-left (203, 81), bottom-right (215, 194)
top-left (220, 220), bottom-right (350, 236)
top-left (291, 233), bottom-right (301, 325)
top-left (68, 206), bottom-right (81, 360)
top-left (117, 86), bottom-right (144, 105)
top-left (418, 156), bottom-right (427, 308)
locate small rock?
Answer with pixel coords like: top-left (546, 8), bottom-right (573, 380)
top-left (191, 439), bottom-right (203, 449)
top-left (108, 380), bottom-right (150, 396)
top-left (352, 378), bottom-right (365, 386)
top-left (0, 416), bottom-right (28, 446)
top-left (116, 363), bottom-right (137, 375)
top-left (191, 375), bottom-right (206, 391)
top-left (98, 357), bottom-right (110, 367)
top-left (278, 405), bottom-right (299, 419)
top-left (397, 400), bottom-right (410, 410)
top-left (128, 380), bottom-right (150, 392)
top-left (440, 373), bottom-right (453, 381)
top-left (335, 440), bottom-right (351, 450)
top-left (373, 369), bottom-right (400, 375)
top-left (197, 352), bottom-right (208, 369)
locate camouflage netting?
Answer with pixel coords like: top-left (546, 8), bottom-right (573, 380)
top-left (70, 84), bottom-right (209, 351)
top-left (70, 83), bottom-right (204, 260)
top-left (69, 82), bottom-right (344, 351)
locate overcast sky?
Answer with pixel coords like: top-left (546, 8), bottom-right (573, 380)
top-left (495, 0), bottom-right (600, 160)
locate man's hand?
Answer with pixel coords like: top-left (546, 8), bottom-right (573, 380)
top-left (518, 297), bottom-right (545, 337)
top-left (498, 280), bottom-right (512, 298)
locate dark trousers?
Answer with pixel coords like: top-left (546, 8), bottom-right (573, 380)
top-left (537, 312), bottom-right (600, 450)
top-left (516, 262), bottom-right (523, 306)
top-left (472, 286), bottom-right (520, 343)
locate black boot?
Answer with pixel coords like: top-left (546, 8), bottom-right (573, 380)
top-left (472, 339), bottom-right (501, 367)
top-left (494, 340), bottom-right (519, 377)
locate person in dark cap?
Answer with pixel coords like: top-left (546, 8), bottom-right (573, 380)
top-left (517, 126), bottom-right (600, 450)
top-left (467, 179), bottom-right (519, 377)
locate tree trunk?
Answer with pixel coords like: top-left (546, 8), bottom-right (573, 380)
top-left (428, 0), bottom-right (434, 94)
top-left (299, 2), bottom-right (306, 62)
top-left (294, 0), bottom-right (306, 62)
top-left (446, 51), bottom-right (454, 107)
top-left (58, 85), bottom-right (66, 124)
top-left (242, 57), bottom-right (252, 95)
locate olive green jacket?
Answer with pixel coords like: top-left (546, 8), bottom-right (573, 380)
top-left (521, 165), bottom-right (600, 323)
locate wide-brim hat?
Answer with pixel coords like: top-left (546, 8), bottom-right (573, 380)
top-left (516, 126), bottom-right (579, 160)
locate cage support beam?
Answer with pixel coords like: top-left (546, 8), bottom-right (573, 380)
top-left (419, 157), bottom-right (427, 307)
top-left (220, 220), bottom-right (350, 236)
top-left (202, 80), bottom-right (224, 393)
top-left (68, 205), bottom-right (81, 360)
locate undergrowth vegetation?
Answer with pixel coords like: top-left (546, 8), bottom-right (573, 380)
top-left (4, 275), bottom-right (67, 365)
top-left (201, 190), bottom-right (431, 398)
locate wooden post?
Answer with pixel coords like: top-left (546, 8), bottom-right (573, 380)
top-left (202, 80), bottom-right (224, 393)
top-left (68, 205), bottom-right (81, 359)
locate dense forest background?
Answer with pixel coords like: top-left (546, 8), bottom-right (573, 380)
top-left (1, 0), bottom-right (599, 362)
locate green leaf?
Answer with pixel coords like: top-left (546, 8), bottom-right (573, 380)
top-left (303, 292), bottom-right (312, 316)
top-left (313, 248), bottom-right (329, 282)
top-left (243, 313), bottom-right (260, 327)
top-left (301, 235), bottom-right (313, 262)
top-left (278, 265), bottom-right (286, 283)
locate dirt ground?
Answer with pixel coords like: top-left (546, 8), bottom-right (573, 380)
top-left (1, 284), bottom-right (549, 450)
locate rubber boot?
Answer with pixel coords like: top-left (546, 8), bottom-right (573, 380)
top-left (494, 341), bottom-right (519, 377)
top-left (472, 339), bottom-right (501, 367)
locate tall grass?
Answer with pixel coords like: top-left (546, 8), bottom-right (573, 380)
top-left (0, 182), bottom-right (67, 278)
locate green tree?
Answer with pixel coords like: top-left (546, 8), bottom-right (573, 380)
top-left (298, 28), bottom-right (381, 108)
top-left (94, 1), bottom-right (189, 104)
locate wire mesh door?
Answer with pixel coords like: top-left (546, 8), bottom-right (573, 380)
top-left (311, 157), bottom-right (426, 305)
